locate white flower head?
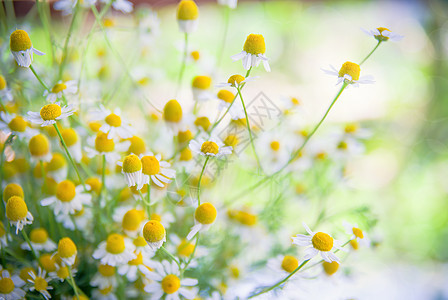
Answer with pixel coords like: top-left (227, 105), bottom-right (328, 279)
top-left (28, 268), bottom-right (53, 300)
top-left (189, 137), bottom-right (232, 157)
top-left (187, 203), bottom-right (217, 240)
top-left (90, 105), bottom-right (134, 140)
top-left (322, 61), bottom-right (374, 87)
top-left (92, 233), bottom-right (137, 266)
top-left (41, 180), bottom-right (92, 216)
top-left (43, 80), bottom-right (78, 102)
top-left (5, 196), bottom-right (34, 234)
top-left (27, 102), bottom-right (76, 127)
top-left (21, 228), bottom-right (56, 253)
top-left (362, 27), bottom-right (403, 42)
top-left (139, 152), bottom-right (176, 189)
top-left (231, 33), bottom-right (270, 72)
top-left (9, 29), bottom-right (45, 68)
top-left (0, 269), bottom-right (26, 299)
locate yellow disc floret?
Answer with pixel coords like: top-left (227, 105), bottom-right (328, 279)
top-left (127, 136), bottom-right (146, 155)
top-left (344, 123), bottom-right (358, 134)
top-left (338, 62), bottom-right (360, 81)
top-left (98, 264), bottom-right (115, 277)
top-left (3, 183), bottom-right (24, 203)
top-left (105, 113), bottom-right (122, 127)
top-left (322, 261), bottom-right (339, 275)
top-left (161, 274), bottom-right (181, 294)
top-left (191, 50), bottom-right (200, 61)
top-left (106, 233), bottom-right (126, 254)
top-left (194, 116), bottom-right (211, 131)
top-left (201, 141), bottom-right (219, 155)
top-left (352, 227), bottom-right (364, 239)
top-left (217, 90), bottom-right (234, 103)
top-left (163, 100), bottom-right (182, 123)
top-left (34, 277), bottom-right (48, 292)
top-left (30, 228), bottom-right (49, 243)
top-left (0, 277), bottom-right (15, 294)
top-left (177, 0), bottom-right (199, 20)
top-left (270, 141), bottom-right (280, 151)
top-left (52, 83), bottom-right (67, 94)
top-left (375, 27), bottom-right (391, 41)
top-left (29, 134), bottom-right (50, 157)
top-left (61, 128), bottom-right (79, 147)
top-left (6, 196), bottom-right (28, 221)
top-left (179, 148), bottom-right (192, 161)
top-left (178, 130), bottom-right (193, 144)
top-left (177, 239), bottom-right (194, 257)
top-left (281, 255), bottom-right (299, 273)
top-left (128, 252), bottom-right (143, 265)
top-left (95, 133), bottom-right (115, 152)
top-left (133, 236), bottom-right (147, 247)
top-left (227, 75), bottom-right (245, 86)
top-left (10, 30), bottom-right (32, 52)
top-left (56, 266), bottom-right (70, 280)
top-left (143, 220), bottom-right (165, 243)
top-left (56, 180), bottom-right (76, 202)
top-left (19, 267), bottom-right (35, 282)
top-left (311, 232), bottom-right (334, 252)
top-left (243, 34), bottom-right (266, 55)
top-left (195, 203), bottom-right (217, 224)
top-left (192, 75), bottom-right (211, 90)
top-left (39, 254), bottom-right (57, 272)
top-left (122, 209), bottom-right (143, 231)
top-left (0, 75), bottom-right (6, 90)
top-left (47, 153), bottom-right (67, 171)
top-left (58, 237), bottom-right (77, 258)
top-left (141, 155), bottom-right (160, 175)
top-left (40, 104), bottom-right (62, 121)
top-left (122, 154), bottom-right (142, 173)
top-left (224, 135), bottom-right (238, 147)
top-left (8, 116), bottom-right (27, 132)
top-left (350, 239), bottom-right (359, 250)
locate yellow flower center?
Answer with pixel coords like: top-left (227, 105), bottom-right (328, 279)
top-left (224, 135), bottom-right (238, 147)
top-left (61, 128), bottom-right (79, 147)
top-left (39, 254), bottom-right (57, 272)
top-left (3, 183), bottom-right (24, 203)
top-left (161, 274), bottom-right (181, 294)
top-left (29, 134), bottom-right (50, 157)
top-left (8, 116), bottom-right (27, 132)
top-left (89, 121), bottom-right (102, 132)
top-left (122, 209), bottom-right (143, 231)
top-left (178, 130), bottom-right (193, 144)
top-left (56, 266), bottom-right (70, 279)
top-left (191, 50), bottom-right (200, 61)
top-left (352, 227), bottom-right (364, 239)
top-left (180, 148), bottom-right (193, 161)
top-left (291, 97), bottom-right (300, 106)
top-left (127, 136), bottom-right (146, 155)
top-left (281, 255), bottom-right (299, 273)
top-left (177, 239), bottom-right (195, 257)
top-left (230, 266), bottom-right (240, 279)
top-left (0, 75), bottom-right (6, 90)
top-left (58, 237), bottom-right (77, 258)
top-left (122, 154), bottom-right (142, 173)
top-left (375, 27), bottom-right (391, 41)
top-left (344, 123), bottom-right (358, 134)
top-left (315, 152), bottom-right (327, 160)
top-left (40, 104), bottom-right (62, 121)
top-left (98, 264), bottom-right (116, 277)
top-left (0, 223), bottom-right (5, 237)
top-left (47, 153), bottom-right (67, 171)
top-left (150, 213), bottom-right (162, 222)
top-left (105, 113), bottom-right (122, 127)
top-left (128, 252), bottom-right (143, 265)
top-left (95, 133), bottom-right (115, 152)
top-left (0, 277), bottom-right (15, 294)
top-left (201, 141), bottom-right (219, 155)
top-left (141, 155), bottom-right (160, 175)
top-left (295, 183), bottom-right (306, 194)
top-left (235, 211), bottom-right (257, 226)
top-left (322, 261), bottom-right (339, 275)
top-left (86, 177), bottom-right (101, 194)
top-left (195, 203), bottom-right (217, 224)
top-left (34, 277), bottom-right (48, 292)
top-left (10, 29), bottom-right (32, 52)
top-left (56, 180), bottom-right (76, 202)
top-left (217, 89), bottom-right (234, 103)
top-left (177, 0), bottom-right (199, 20)
top-left (103, 18), bottom-right (115, 28)
top-left (192, 75), bottom-right (211, 90)
top-left (227, 75), bottom-right (245, 86)
top-left (311, 232), bottom-right (334, 252)
top-left (243, 34), bottom-right (266, 55)
top-left (19, 267), bottom-right (35, 282)
top-left (99, 286), bottom-right (113, 295)
top-left (143, 220), bottom-right (166, 243)
top-left (73, 208), bottom-right (85, 217)
top-left (133, 236), bottom-right (147, 247)
top-left (163, 100), bottom-right (183, 123)
top-left (350, 239), bottom-right (359, 250)
top-left (6, 196), bottom-right (28, 221)
top-left (337, 141), bottom-right (348, 150)
top-left (194, 116), bottom-right (211, 131)
top-left (270, 141), bottom-right (280, 151)
top-left (51, 83), bottom-right (67, 94)
top-left (30, 228), bottom-right (49, 243)
top-left (338, 62), bottom-right (360, 81)
top-left (106, 233), bottom-right (126, 254)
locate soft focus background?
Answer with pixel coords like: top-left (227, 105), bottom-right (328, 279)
top-left (3, 0), bottom-right (448, 299)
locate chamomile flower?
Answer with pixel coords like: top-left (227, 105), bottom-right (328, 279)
top-left (0, 269), bottom-right (26, 300)
top-left (90, 106), bottom-right (134, 139)
top-left (118, 154), bottom-right (143, 189)
top-left (120, 208), bottom-right (146, 237)
top-left (177, 0), bottom-right (199, 33)
top-left (163, 99), bottom-right (184, 133)
top-left (3, 183), bottom-right (24, 203)
top-left (189, 137), bottom-right (232, 157)
top-left (267, 255), bottom-right (300, 276)
top-left (57, 237), bottom-right (77, 266)
top-left (142, 220), bottom-right (166, 250)
top-left (92, 233), bottom-right (137, 266)
top-left (27, 102), bottom-right (76, 127)
top-left (41, 180), bottom-right (92, 216)
top-left (0, 112), bottom-right (34, 139)
top-left (362, 27), bottom-right (403, 42)
top-left (140, 152), bottom-right (176, 188)
top-left (46, 153), bottom-right (68, 180)
top-left (292, 222), bottom-right (345, 263)
top-left (322, 261), bottom-right (340, 276)
top-left (91, 285), bottom-right (118, 300)
top-left (117, 251), bottom-right (153, 282)
top-left (27, 268), bottom-right (53, 300)
top-left (144, 260), bottom-right (198, 299)
top-left (43, 80), bottom-right (77, 102)
top-left (21, 228), bottom-right (56, 252)
top-left (53, 0), bottom-right (96, 15)
top-left (187, 203), bottom-right (217, 240)
top-left (216, 89), bottom-right (238, 111)
top-left (231, 34), bottom-right (270, 72)
top-left (343, 221), bottom-right (370, 248)
top-left (0, 75), bottom-right (13, 102)
top-left (85, 132), bottom-right (130, 163)
top-left (48, 264), bottom-right (76, 282)
top-left (215, 74), bottom-right (255, 88)
top-left (192, 75), bottom-right (214, 102)
top-left (9, 29), bottom-right (45, 68)
top-left (60, 128), bottom-right (82, 162)
top-left (28, 134), bottom-right (52, 162)
top-left (56, 207), bottom-right (93, 232)
top-left (103, 0), bottom-right (134, 13)
top-left (6, 196), bottom-right (34, 234)
top-left (217, 0), bottom-right (238, 9)
top-left (0, 223), bottom-right (9, 249)
top-left (322, 61), bottom-right (374, 87)
top-left (91, 264), bottom-right (118, 289)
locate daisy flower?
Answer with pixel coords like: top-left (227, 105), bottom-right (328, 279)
top-left (177, 0), bottom-right (199, 33)
top-left (53, 0), bottom-right (96, 15)
top-left (322, 61), bottom-right (374, 87)
top-left (27, 268), bottom-right (53, 300)
top-left (187, 203), bottom-right (217, 240)
top-left (217, 0), bottom-right (238, 9)
top-left (60, 128), bottom-right (82, 162)
top-left (322, 261), bottom-right (340, 276)
top-left (5, 196), bottom-right (34, 234)
top-left (362, 27), bottom-right (403, 42)
top-left (216, 89), bottom-right (237, 111)
top-left (56, 207), bottom-right (93, 232)
top-left (27, 102), bottom-right (76, 127)
top-left (45, 153), bottom-right (68, 180)
top-left (267, 255), bottom-right (300, 276)
top-left (215, 74), bottom-right (256, 88)
top-left (118, 154), bottom-right (143, 189)
top-left (145, 260), bottom-right (198, 299)
top-left (0, 269), bottom-right (26, 300)
top-left (21, 228), bottom-right (56, 252)
top-left (48, 264), bottom-right (76, 282)
top-left (57, 237), bottom-right (77, 266)
top-left (102, 0), bottom-right (134, 13)
top-left (90, 106), bottom-right (134, 139)
top-left (41, 180), bottom-right (92, 216)
top-left (142, 220), bottom-right (166, 250)
top-left (343, 221), bottom-right (370, 249)
top-left (91, 285), bottom-right (118, 300)
top-left (92, 233), bottom-right (137, 266)
top-left (189, 137), bottom-right (232, 157)
top-left (192, 75), bottom-right (214, 102)
top-left (28, 134), bottom-right (52, 162)
top-left (91, 264), bottom-right (118, 290)
top-left (120, 208), bottom-right (146, 237)
top-left (117, 251), bottom-right (153, 282)
top-left (0, 112), bottom-right (35, 139)
top-left (0, 132), bottom-right (15, 162)
top-left (231, 34), bottom-right (270, 72)
top-left (132, 235), bottom-right (157, 258)
top-left (140, 152), bottom-right (176, 188)
top-left (0, 75), bottom-right (13, 102)
top-left (84, 132), bottom-right (130, 163)
top-left (9, 29), bottom-right (45, 68)
top-left (292, 222), bottom-right (346, 263)
top-left (163, 99), bottom-right (184, 133)
top-left (43, 80), bottom-right (78, 102)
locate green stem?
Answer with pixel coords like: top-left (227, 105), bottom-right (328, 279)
top-left (68, 265), bottom-right (80, 300)
top-left (183, 234), bottom-right (199, 272)
top-left (53, 123), bottom-right (86, 191)
top-left (159, 246), bottom-right (181, 269)
top-left (146, 184), bottom-right (151, 217)
top-left (176, 33), bottom-right (188, 94)
top-left (22, 230), bottom-right (38, 261)
top-left (59, 0), bottom-right (80, 79)
top-left (197, 157), bottom-right (209, 206)
top-left (29, 65), bottom-right (50, 91)
top-left (40, 160), bottom-right (46, 193)
top-left (360, 40), bottom-right (382, 66)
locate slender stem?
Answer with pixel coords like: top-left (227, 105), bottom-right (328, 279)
top-left (176, 33), bottom-right (188, 94)
top-left (53, 123), bottom-right (86, 191)
top-left (197, 157), bottom-right (209, 206)
top-left (22, 231), bottom-right (38, 261)
top-left (59, 0), bottom-right (80, 79)
top-left (236, 85), bottom-right (262, 172)
top-left (183, 234), bottom-right (199, 272)
top-left (360, 40), bottom-right (382, 66)
top-left (29, 65), bottom-right (50, 91)
top-left (68, 265), bottom-right (80, 300)
top-left (101, 154), bottom-right (107, 199)
top-left (159, 246), bottom-right (181, 269)
top-left (40, 160), bottom-right (46, 194)
top-left (146, 184), bottom-right (151, 218)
